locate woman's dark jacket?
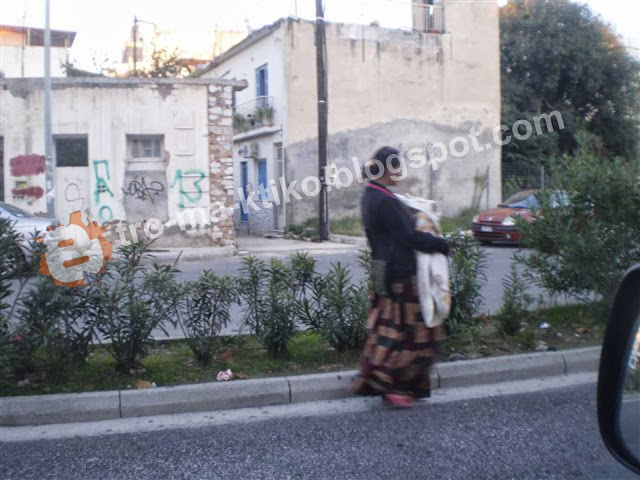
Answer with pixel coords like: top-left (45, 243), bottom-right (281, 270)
top-left (362, 180), bottom-right (449, 283)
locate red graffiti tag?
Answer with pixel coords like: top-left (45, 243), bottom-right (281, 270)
top-left (10, 154), bottom-right (45, 177)
top-left (12, 186), bottom-right (45, 199)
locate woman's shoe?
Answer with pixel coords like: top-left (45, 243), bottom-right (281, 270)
top-left (382, 393), bottom-right (415, 408)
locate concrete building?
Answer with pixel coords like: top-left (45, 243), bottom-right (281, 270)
top-left (0, 77), bottom-right (246, 247)
top-left (196, 0), bottom-right (501, 234)
top-left (0, 25), bottom-right (76, 78)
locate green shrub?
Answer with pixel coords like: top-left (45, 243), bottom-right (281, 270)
top-left (287, 217), bottom-right (320, 238)
top-left (495, 264), bottom-right (533, 336)
top-left (515, 329), bottom-right (538, 351)
top-left (261, 258), bottom-right (298, 356)
top-left (177, 271), bottom-right (239, 366)
top-left (239, 256), bottom-right (298, 356)
top-left (290, 252), bottom-right (317, 297)
top-left (84, 242), bottom-right (178, 373)
top-left (447, 232), bottom-right (488, 334)
top-left (291, 252), bottom-right (323, 330)
top-left (516, 133), bottom-right (640, 312)
top-left (14, 276), bottom-right (88, 381)
top-left (238, 255), bottom-right (268, 337)
top-left (298, 263), bottom-right (367, 353)
top-left (0, 219), bottom-right (52, 386)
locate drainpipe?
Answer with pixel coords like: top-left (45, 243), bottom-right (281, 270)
top-left (44, 0), bottom-right (55, 219)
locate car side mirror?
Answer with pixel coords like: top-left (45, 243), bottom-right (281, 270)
top-left (598, 264), bottom-right (640, 475)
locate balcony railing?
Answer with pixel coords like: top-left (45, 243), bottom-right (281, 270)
top-left (412, 3), bottom-right (445, 33)
top-left (233, 96), bottom-right (275, 134)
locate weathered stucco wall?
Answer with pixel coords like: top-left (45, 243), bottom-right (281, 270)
top-left (0, 78), bottom-right (243, 247)
top-left (0, 45), bottom-right (70, 78)
top-left (283, 0), bottom-right (501, 222)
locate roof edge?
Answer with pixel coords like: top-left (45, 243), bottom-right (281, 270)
top-left (0, 77), bottom-right (248, 90)
top-left (193, 18), bottom-right (288, 77)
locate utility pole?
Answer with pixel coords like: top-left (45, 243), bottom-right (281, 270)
top-left (133, 16), bottom-right (138, 75)
top-left (315, 0), bottom-right (329, 241)
top-left (44, 0), bottom-right (54, 219)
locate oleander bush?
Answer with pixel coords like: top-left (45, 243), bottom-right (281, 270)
top-left (495, 264), bottom-right (533, 336)
top-left (239, 256), bottom-right (298, 356)
top-left (84, 242), bottom-right (180, 373)
top-left (446, 232), bottom-right (488, 335)
top-left (298, 262), bottom-right (367, 353)
top-left (176, 271), bottom-right (240, 366)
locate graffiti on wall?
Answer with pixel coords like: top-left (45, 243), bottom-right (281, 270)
top-left (10, 154), bottom-right (45, 177)
top-left (63, 177), bottom-right (87, 212)
top-left (12, 184), bottom-right (44, 200)
top-left (170, 169), bottom-right (206, 209)
top-left (92, 160), bottom-right (115, 222)
top-left (122, 176), bottom-right (165, 203)
top-left (9, 154), bottom-right (46, 204)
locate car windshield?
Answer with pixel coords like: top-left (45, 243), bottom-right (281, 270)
top-left (1, 1), bottom-right (640, 477)
top-left (0, 202), bottom-right (30, 218)
top-left (499, 191), bottom-right (539, 209)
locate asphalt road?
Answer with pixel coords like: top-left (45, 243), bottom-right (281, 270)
top-left (171, 242), bottom-right (571, 336)
top-left (1, 383), bottom-right (635, 480)
top-left (4, 239), bottom-right (574, 337)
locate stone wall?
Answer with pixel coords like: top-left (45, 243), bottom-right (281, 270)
top-left (207, 84), bottom-right (237, 247)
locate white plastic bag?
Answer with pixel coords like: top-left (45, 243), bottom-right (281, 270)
top-left (396, 194), bottom-right (451, 327)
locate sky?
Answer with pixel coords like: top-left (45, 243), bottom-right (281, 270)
top-left (1, 0), bottom-right (639, 71)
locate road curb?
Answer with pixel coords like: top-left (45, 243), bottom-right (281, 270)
top-left (435, 351), bottom-right (566, 389)
top-left (0, 391), bottom-right (120, 426)
top-left (0, 347), bottom-right (601, 427)
top-left (120, 377), bottom-right (289, 418)
top-left (141, 246), bottom-right (237, 264)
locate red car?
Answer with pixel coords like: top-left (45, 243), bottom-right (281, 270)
top-left (470, 189), bottom-right (567, 245)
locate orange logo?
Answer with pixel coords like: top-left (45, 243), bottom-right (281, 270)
top-left (38, 211), bottom-right (113, 287)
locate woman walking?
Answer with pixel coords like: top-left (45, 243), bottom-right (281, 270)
top-left (352, 146), bottom-right (450, 407)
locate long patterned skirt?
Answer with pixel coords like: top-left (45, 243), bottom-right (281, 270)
top-left (352, 276), bottom-right (443, 397)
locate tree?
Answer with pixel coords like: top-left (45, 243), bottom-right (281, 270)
top-left (500, 0), bottom-right (640, 167)
top-left (516, 132), bottom-right (640, 312)
top-left (130, 47), bottom-right (192, 78)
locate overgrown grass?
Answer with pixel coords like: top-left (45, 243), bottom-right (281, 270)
top-left (286, 217), bottom-right (320, 239)
top-left (442, 304), bottom-right (603, 358)
top-left (1, 332), bottom-right (360, 396)
top-left (441, 207), bottom-right (477, 234)
top-left (2, 304), bottom-right (602, 397)
top-left (330, 216), bottom-right (364, 236)
top-left (288, 208), bottom-right (477, 238)
top-left (290, 209), bottom-right (477, 238)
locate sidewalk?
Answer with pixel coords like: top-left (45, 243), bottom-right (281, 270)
top-left (0, 347), bottom-right (600, 427)
top-left (113, 236), bottom-right (362, 265)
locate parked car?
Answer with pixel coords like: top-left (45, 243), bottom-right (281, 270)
top-left (470, 189), bottom-right (567, 245)
top-left (0, 202), bottom-right (58, 251)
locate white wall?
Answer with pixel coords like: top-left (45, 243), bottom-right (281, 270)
top-left (0, 79), bottom-right (210, 227)
top-left (201, 23), bottom-right (287, 231)
top-left (0, 45), bottom-right (70, 77)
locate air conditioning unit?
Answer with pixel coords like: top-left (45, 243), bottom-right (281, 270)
top-left (250, 142), bottom-right (260, 158)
